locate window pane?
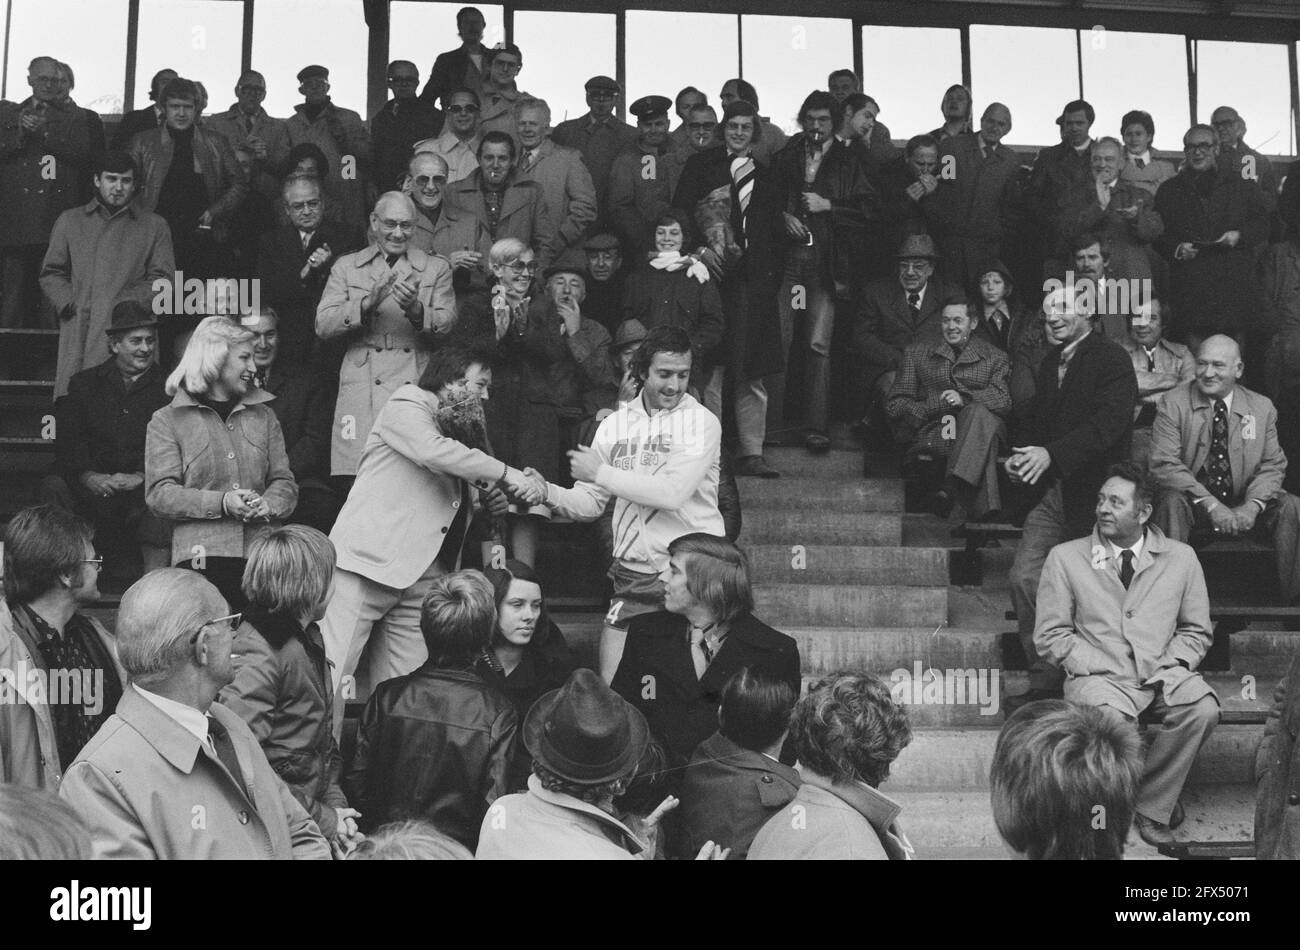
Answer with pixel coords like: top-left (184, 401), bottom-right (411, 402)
top-left (1080, 29), bottom-right (1188, 153)
top-left (1196, 40), bottom-right (1294, 156)
top-left (253, 0), bottom-right (367, 118)
top-left (742, 15), bottom-right (852, 135)
top-left (137, 0), bottom-right (243, 119)
top-left (5, 0), bottom-right (128, 113)
top-left (389, 1), bottom-right (505, 92)
top-left (626, 11), bottom-right (738, 119)
top-left (514, 11), bottom-right (616, 126)
top-left (861, 26), bottom-right (963, 144)
top-left (971, 25), bottom-right (1080, 148)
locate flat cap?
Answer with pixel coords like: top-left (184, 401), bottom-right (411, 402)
top-left (297, 65), bottom-right (329, 83)
top-left (585, 75), bottom-right (621, 94)
top-left (583, 232), bottom-right (621, 252)
top-left (630, 95), bottom-right (672, 121)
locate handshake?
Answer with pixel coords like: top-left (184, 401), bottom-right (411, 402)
top-left (482, 467), bottom-right (550, 516)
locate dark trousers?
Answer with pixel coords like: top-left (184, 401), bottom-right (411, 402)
top-left (1009, 482), bottom-right (1068, 692)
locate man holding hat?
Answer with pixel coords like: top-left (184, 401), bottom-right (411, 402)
top-left (608, 94), bottom-right (678, 255)
top-left (475, 668), bottom-right (653, 859)
top-left (852, 234), bottom-right (964, 421)
top-left (42, 149), bottom-right (174, 399)
top-left (582, 232), bottom-right (626, 334)
top-left (553, 76), bottom-right (638, 228)
top-left (286, 65), bottom-right (373, 232)
top-left (41, 299), bottom-right (172, 573)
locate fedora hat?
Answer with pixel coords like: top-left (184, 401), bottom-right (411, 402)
top-left (896, 233), bottom-right (940, 261)
top-left (610, 318), bottom-right (648, 351)
top-left (105, 299), bottom-right (158, 335)
top-left (524, 669), bottom-right (649, 785)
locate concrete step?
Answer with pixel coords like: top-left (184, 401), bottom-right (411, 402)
top-left (890, 725), bottom-right (1261, 791)
top-left (893, 783), bottom-right (1255, 859)
top-left (0, 395), bottom-right (55, 439)
top-left (738, 477), bottom-right (902, 511)
top-left (754, 583), bottom-right (947, 628)
top-left (763, 447), bottom-right (861, 479)
top-left (1225, 629), bottom-right (1300, 676)
top-left (747, 545), bottom-right (947, 587)
top-left (740, 509), bottom-right (902, 546)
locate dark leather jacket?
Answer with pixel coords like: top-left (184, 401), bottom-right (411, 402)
top-left (341, 663), bottom-right (517, 850)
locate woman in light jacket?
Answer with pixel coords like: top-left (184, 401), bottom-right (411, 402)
top-left (145, 315), bottom-right (298, 609)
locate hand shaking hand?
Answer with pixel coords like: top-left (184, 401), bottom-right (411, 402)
top-left (567, 445), bottom-right (603, 483)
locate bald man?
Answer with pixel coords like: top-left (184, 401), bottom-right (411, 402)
top-left (316, 191), bottom-right (457, 477)
top-left (932, 102), bottom-right (1023, 287)
top-left (1150, 335), bottom-right (1300, 602)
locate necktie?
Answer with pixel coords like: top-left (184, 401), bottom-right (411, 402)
top-left (991, 310), bottom-right (1007, 349)
top-left (908, 292), bottom-right (921, 325)
top-left (1146, 348), bottom-right (1156, 372)
top-left (206, 716), bottom-right (248, 794)
top-left (1057, 348), bottom-right (1070, 385)
top-left (1119, 549), bottom-right (1134, 589)
top-left (1198, 398), bottom-right (1234, 503)
top-left (523, 149), bottom-right (536, 171)
top-left (689, 626), bottom-right (710, 680)
top-left (730, 154), bottom-right (756, 240)
top-left (301, 231), bottom-right (311, 251)
top-left (1135, 157), bottom-right (1146, 169)
top-left (244, 114), bottom-right (254, 136)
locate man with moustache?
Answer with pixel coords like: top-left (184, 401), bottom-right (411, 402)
top-left (1005, 286), bottom-right (1137, 712)
top-left (514, 98), bottom-right (596, 267)
top-left (41, 301), bottom-right (171, 574)
top-left (41, 150), bottom-right (174, 399)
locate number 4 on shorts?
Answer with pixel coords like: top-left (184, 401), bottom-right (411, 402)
top-left (604, 600), bottom-right (625, 625)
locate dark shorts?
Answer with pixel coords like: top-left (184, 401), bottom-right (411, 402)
top-left (604, 562), bottom-right (666, 629)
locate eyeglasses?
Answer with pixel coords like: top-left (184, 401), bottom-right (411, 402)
top-left (686, 122), bottom-right (717, 132)
top-left (504, 260), bottom-right (539, 274)
top-left (236, 84), bottom-right (265, 94)
top-left (1185, 142), bottom-right (1215, 152)
top-left (287, 199), bottom-right (322, 211)
top-left (411, 175), bottom-right (445, 189)
top-left (493, 60), bottom-right (522, 74)
top-left (588, 92), bottom-right (615, 101)
top-left (377, 218), bottom-right (415, 232)
top-left (447, 104), bottom-right (479, 114)
top-left (389, 77), bottom-right (419, 86)
top-left (189, 612), bottom-right (243, 644)
top-left (81, 557), bottom-right (104, 572)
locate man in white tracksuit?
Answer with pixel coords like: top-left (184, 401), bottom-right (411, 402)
top-left (538, 325), bottom-right (724, 680)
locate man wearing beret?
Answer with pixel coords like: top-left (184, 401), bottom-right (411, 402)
top-left (286, 65), bottom-right (373, 232)
top-left (552, 76), bottom-right (638, 229)
top-left (608, 95), bottom-right (678, 256)
top-left (41, 300), bottom-right (172, 574)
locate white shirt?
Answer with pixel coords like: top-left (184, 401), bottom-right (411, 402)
top-left (902, 283), bottom-right (927, 309)
top-left (1129, 149), bottom-right (1153, 166)
top-left (133, 683), bottom-right (210, 746)
top-left (1107, 532), bottom-right (1145, 566)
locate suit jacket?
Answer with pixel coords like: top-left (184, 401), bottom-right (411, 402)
top-left (1255, 652), bottom-right (1300, 859)
top-left (852, 277), bottom-right (965, 384)
top-left (370, 96), bottom-right (444, 192)
top-left (420, 46), bottom-right (485, 109)
top-left (256, 221), bottom-right (363, 362)
top-left (671, 730), bottom-right (800, 860)
top-left (204, 105), bottom-right (291, 198)
top-left (886, 336), bottom-right (1011, 453)
top-left (611, 610), bottom-right (801, 769)
top-left (110, 105), bottom-right (162, 149)
top-left (442, 169), bottom-right (559, 271)
top-left (1054, 179), bottom-right (1163, 279)
top-left (1035, 525), bottom-right (1216, 717)
top-left (1149, 382), bottom-right (1285, 508)
top-left (931, 133), bottom-right (1023, 244)
top-left (262, 363), bottom-right (333, 483)
top-left (56, 359), bottom-right (169, 479)
top-left (0, 97), bottom-right (94, 245)
top-left (328, 384), bottom-right (504, 589)
top-left (1027, 140), bottom-right (1094, 241)
top-left (515, 138), bottom-right (597, 259)
top-left (1021, 329), bottom-right (1137, 532)
top-left (551, 114), bottom-right (639, 222)
top-left (128, 124), bottom-right (248, 224)
top-left (58, 688), bottom-right (330, 859)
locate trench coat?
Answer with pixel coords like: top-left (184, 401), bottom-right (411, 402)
top-left (315, 244), bottom-right (456, 475)
top-left (40, 199), bottom-right (175, 397)
top-left (59, 688), bottom-right (331, 859)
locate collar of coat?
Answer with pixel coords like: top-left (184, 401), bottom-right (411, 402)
top-left (242, 607), bottom-right (310, 651)
top-left (169, 385), bottom-right (275, 411)
top-left (80, 197), bottom-right (139, 220)
top-left (353, 242), bottom-right (436, 272)
top-left (216, 104), bottom-right (269, 122)
top-left (694, 731), bottom-right (801, 785)
top-left (798, 767), bottom-right (905, 836)
top-left (928, 335), bottom-right (994, 364)
top-left (1088, 522), bottom-right (1173, 574)
top-left (1187, 381), bottom-right (1260, 419)
top-left (524, 773), bottom-right (645, 855)
top-left (115, 686), bottom-right (243, 776)
top-left (449, 171), bottom-right (542, 218)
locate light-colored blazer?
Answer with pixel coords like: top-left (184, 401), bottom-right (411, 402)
top-left (1149, 381), bottom-right (1286, 508)
top-left (328, 384), bottom-right (505, 590)
top-left (1035, 525), bottom-right (1216, 716)
top-left (58, 688), bottom-right (330, 859)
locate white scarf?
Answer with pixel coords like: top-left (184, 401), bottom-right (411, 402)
top-left (649, 251), bottom-right (710, 284)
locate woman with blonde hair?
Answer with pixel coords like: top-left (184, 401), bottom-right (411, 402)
top-left (220, 524), bottom-right (362, 858)
top-left (145, 314), bottom-right (297, 608)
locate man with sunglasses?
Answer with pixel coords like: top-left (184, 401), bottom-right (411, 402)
top-left (0, 505), bottom-right (124, 792)
top-left (206, 70), bottom-right (290, 203)
top-left (371, 60), bottom-right (443, 194)
top-left (413, 89), bottom-right (482, 184)
top-left (58, 569), bottom-right (330, 859)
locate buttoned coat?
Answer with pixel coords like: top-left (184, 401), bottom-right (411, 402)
top-left (40, 199), bottom-right (175, 397)
top-left (328, 384), bottom-right (505, 590)
top-left (441, 169), bottom-right (558, 271)
top-left (0, 97), bottom-right (93, 246)
top-left (551, 114), bottom-right (639, 223)
top-left (128, 124), bottom-right (248, 226)
top-left (0, 600), bottom-right (124, 790)
top-left (607, 142), bottom-right (676, 255)
top-left (145, 386), bottom-right (299, 564)
top-left (515, 137), bottom-right (597, 261)
top-left (315, 244), bottom-right (457, 475)
top-left (852, 277), bottom-right (965, 386)
top-left (1149, 382), bottom-right (1285, 507)
top-left (204, 104), bottom-right (290, 198)
top-left (1055, 179), bottom-right (1164, 280)
top-left (886, 336), bottom-right (1011, 454)
top-left (1035, 525), bottom-right (1217, 717)
top-left (285, 101), bottom-right (372, 229)
top-left (1255, 652), bottom-right (1300, 859)
top-left (58, 688), bottom-right (330, 859)
top-left (931, 133), bottom-right (1025, 284)
top-left (56, 359), bottom-right (169, 479)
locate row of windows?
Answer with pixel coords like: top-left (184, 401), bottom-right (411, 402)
top-left (2, 0), bottom-right (1296, 153)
